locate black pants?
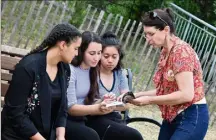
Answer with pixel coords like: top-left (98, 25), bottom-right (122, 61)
top-left (65, 116), bottom-right (100, 140)
top-left (86, 112), bottom-right (143, 140)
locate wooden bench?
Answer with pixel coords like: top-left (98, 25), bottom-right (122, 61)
top-left (1, 45), bottom-right (30, 107)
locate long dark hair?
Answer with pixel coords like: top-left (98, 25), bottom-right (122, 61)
top-left (141, 8), bottom-right (175, 34)
top-left (101, 31), bottom-right (124, 71)
top-left (27, 23), bottom-right (81, 55)
top-left (72, 31), bottom-right (102, 105)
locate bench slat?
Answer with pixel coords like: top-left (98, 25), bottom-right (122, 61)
top-left (1, 46), bottom-right (28, 107)
top-left (1, 83), bottom-right (9, 97)
top-left (1, 45), bottom-right (29, 57)
top-left (1, 72), bottom-right (12, 81)
top-left (1, 55), bottom-right (21, 70)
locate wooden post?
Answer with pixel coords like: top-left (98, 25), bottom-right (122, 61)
top-left (16, 1), bottom-right (38, 48)
top-left (123, 20), bottom-right (136, 50)
top-left (130, 22), bottom-right (142, 49)
top-left (87, 8), bottom-right (97, 30)
top-left (42, 2), bottom-right (61, 43)
top-left (100, 13), bottom-right (113, 35)
top-left (93, 10), bottom-right (105, 33)
top-left (31, 1), bottom-right (54, 49)
top-left (133, 33), bottom-right (145, 58)
top-left (2, 1), bottom-right (18, 43)
top-left (8, 1), bottom-right (28, 45)
top-left (1, 0), bottom-right (8, 17)
top-left (133, 44), bottom-right (153, 90)
top-left (24, 1), bottom-right (45, 49)
top-left (129, 33), bottom-right (145, 69)
top-left (79, 4), bottom-right (92, 30)
top-left (125, 22), bottom-right (142, 64)
top-left (115, 16), bottom-right (123, 35)
top-left (59, 1), bottom-right (68, 23)
top-left (143, 49), bottom-right (160, 91)
top-left (110, 14), bottom-right (119, 31)
top-left (119, 19), bottom-right (131, 42)
top-left (131, 40), bottom-right (148, 90)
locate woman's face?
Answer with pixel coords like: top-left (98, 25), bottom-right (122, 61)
top-left (61, 37), bottom-right (82, 63)
top-left (83, 42), bottom-right (102, 67)
top-left (143, 26), bottom-right (166, 48)
top-left (100, 46), bottom-right (120, 71)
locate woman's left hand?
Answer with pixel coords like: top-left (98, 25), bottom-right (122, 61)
top-left (129, 96), bottom-right (151, 106)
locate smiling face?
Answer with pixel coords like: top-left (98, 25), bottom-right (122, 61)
top-left (100, 46), bottom-right (120, 71)
top-left (83, 42), bottom-right (102, 68)
top-left (143, 26), bottom-right (166, 48)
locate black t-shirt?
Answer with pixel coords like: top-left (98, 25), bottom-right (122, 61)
top-left (46, 71), bottom-right (61, 128)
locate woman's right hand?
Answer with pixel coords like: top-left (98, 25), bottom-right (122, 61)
top-left (129, 96), bottom-right (151, 106)
top-left (98, 101), bottom-right (116, 115)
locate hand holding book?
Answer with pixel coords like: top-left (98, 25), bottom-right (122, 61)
top-left (105, 91), bottom-right (136, 107)
top-left (121, 91), bottom-right (136, 103)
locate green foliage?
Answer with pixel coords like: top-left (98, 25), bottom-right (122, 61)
top-left (69, 0), bottom-right (216, 27)
top-left (66, 1), bottom-right (88, 27)
top-left (103, 0), bottom-right (164, 25)
top-left (164, 0), bottom-right (215, 27)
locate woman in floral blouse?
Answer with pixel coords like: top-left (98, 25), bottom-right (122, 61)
top-left (129, 8), bottom-right (209, 140)
top-left (1, 23), bottom-right (82, 140)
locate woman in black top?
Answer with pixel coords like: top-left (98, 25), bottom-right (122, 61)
top-left (1, 23), bottom-right (82, 140)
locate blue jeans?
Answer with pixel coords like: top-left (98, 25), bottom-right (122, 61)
top-left (158, 104), bottom-right (209, 140)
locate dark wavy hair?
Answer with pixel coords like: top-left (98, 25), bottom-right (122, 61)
top-left (27, 23), bottom-right (81, 55)
top-left (72, 31), bottom-right (102, 105)
top-left (141, 8), bottom-right (175, 34)
top-left (101, 31), bottom-right (124, 71)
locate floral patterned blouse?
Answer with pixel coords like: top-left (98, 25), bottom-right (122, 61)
top-left (153, 37), bottom-right (205, 122)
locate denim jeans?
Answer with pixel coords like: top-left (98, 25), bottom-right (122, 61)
top-left (158, 104), bottom-right (209, 140)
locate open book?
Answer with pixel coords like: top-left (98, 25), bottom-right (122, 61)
top-left (105, 91), bottom-right (135, 107)
top-left (106, 101), bottom-right (124, 107)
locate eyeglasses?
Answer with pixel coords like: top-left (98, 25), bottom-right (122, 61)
top-left (149, 11), bottom-right (168, 26)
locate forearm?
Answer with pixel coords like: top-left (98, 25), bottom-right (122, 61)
top-left (56, 127), bottom-right (65, 138)
top-left (135, 89), bottom-right (156, 98)
top-left (30, 133), bottom-right (45, 140)
top-left (114, 104), bottom-right (129, 112)
top-left (149, 91), bottom-right (193, 105)
top-left (68, 104), bottom-right (100, 116)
